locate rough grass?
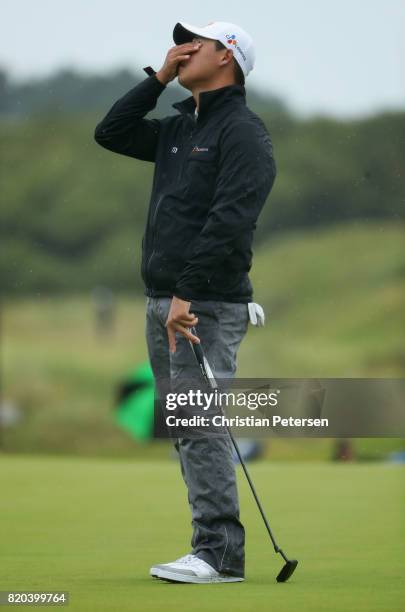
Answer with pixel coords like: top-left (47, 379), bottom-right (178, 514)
top-left (2, 219), bottom-right (404, 457)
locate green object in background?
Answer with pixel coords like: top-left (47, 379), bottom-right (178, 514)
top-left (114, 361), bottom-right (155, 441)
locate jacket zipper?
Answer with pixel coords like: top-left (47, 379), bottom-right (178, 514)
top-left (144, 194), bottom-right (164, 287)
top-left (145, 115), bottom-right (197, 289)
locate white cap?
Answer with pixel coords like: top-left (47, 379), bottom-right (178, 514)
top-left (173, 21), bottom-right (255, 78)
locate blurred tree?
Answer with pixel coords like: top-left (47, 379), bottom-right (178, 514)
top-left (0, 67), bottom-right (403, 295)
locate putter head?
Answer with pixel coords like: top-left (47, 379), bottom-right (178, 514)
top-left (276, 559), bottom-right (298, 583)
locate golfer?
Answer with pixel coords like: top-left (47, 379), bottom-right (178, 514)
top-left (95, 20), bottom-right (276, 583)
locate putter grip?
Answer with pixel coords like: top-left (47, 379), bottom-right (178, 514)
top-left (192, 340), bottom-right (205, 364)
top-left (189, 326), bottom-right (205, 365)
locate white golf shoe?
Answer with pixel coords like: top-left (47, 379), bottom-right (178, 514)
top-left (150, 553), bottom-right (244, 584)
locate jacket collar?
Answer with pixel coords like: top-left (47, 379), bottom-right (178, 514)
top-left (172, 84), bottom-right (246, 120)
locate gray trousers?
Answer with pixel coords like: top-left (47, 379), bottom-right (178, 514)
top-left (145, 296), bottom-right (249, 578)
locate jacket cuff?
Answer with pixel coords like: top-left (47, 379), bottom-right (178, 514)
top-left (173, 288), bottom-right (193, 302)
top-left (147, 73), bottom-right (167, 93)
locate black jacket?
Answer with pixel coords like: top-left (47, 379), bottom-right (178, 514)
top-left (94, 73), bottom-right (276, 303)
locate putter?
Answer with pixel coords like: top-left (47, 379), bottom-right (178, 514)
top-left (188, 326), bottom-right (298, 583)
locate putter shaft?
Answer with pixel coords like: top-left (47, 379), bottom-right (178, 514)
top-left (188, 327), bottom-right (298, 581)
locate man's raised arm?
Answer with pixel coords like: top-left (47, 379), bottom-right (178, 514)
top-left (94, 74), bottom-right (166, 162)
top-left (94, 41), bottom-right (202, 162)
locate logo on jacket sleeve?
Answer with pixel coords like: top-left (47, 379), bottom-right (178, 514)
top-left (191, 146), bottom-right (209, 153)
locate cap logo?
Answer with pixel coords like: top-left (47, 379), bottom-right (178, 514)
top-left (225, 33), bottom-right (247, 63)
top-left (226, 34), bottom-right (238, 46)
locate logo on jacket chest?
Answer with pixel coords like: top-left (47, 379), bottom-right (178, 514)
top-left (191, 146), bottom-right (209, 153)
top-left (170, 146), bottom-right (210, 155)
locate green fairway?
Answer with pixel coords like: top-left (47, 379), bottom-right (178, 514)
top-left (0, 455), bottom-right (403, 611)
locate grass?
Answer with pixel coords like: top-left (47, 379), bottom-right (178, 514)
top-left (0, 455), bottom-right (403, 611)
top-left (249, 219), bottom-right (405, 377)
top-left (1, 219), bottom-right (404, 457)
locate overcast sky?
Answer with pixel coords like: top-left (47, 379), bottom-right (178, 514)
top-left (2, 0), bottom-right (403, 118)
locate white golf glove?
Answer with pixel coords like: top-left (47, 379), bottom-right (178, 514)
top-left (248, 302), bottom-right (266, 327)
